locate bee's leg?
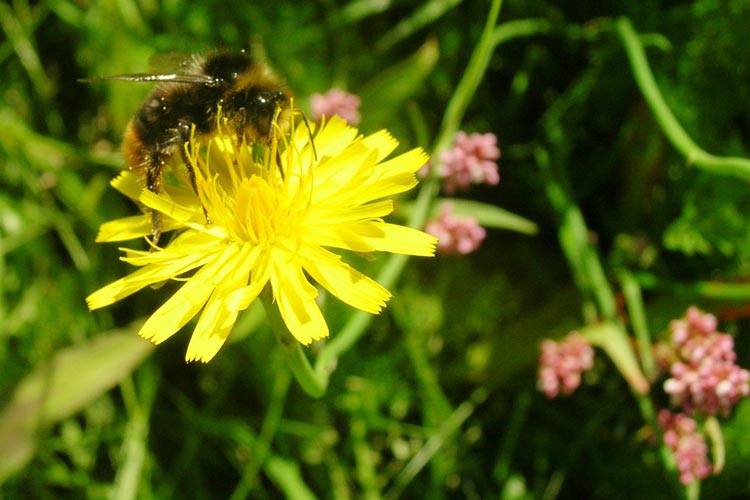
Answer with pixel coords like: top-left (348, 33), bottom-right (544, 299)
top-left (180, 150), bottom-right (200, 196)
top-left (177, 133), bottom-right (212, 226)
top-left (146, 159), bottom-right (164, 248)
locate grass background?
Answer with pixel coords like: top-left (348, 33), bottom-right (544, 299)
top-left (2, 0), bottom-right (750, 498)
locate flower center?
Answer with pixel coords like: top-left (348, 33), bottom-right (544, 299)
top-left (232, 175), bottom-right (291, 246)
top-left (188, 116), bottom-right (316, 251)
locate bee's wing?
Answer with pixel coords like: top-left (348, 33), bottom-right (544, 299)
top-left (79, 73), bottom-right (216, 84)
top-left (147, 51), bottom-right (195, 74)
top-left (79, 52), bottom-right (215, 85)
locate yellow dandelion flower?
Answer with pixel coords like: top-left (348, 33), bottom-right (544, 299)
top-left (87, 115), bottom-right (437, 362)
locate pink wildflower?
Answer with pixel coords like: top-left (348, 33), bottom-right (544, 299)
top-left (438, 131), bottom-right (500, 194)
top-left (663, 307), bottom-right (750, 416)
top-left (658, 410), bottom-right (713, 485)
top-left (424, 202), bottom-right (486, 255)
top-left (310, 89), bottom-right (361, 125)
top-left (537, 332), bottom-right (594, 398)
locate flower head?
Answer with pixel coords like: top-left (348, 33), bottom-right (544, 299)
top-left (663, 307), bottom-right (750, 416)
top-left (87, 114), bottom-right (437, 362)
top-left (424, 202), bottom-right (486, 255)
top-left (310, 89), bottom-right (362, 125)
top-left (437, 131), bottom-right (500, 194)
top-left (537, 332), bottom-right (594, 398)
top-left (658, 410), bottom-right (713, 485)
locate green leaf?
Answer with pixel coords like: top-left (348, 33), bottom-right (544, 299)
top-left (397, 198), bottom-right (538, 235)
top-left (582, 321), bottom-right (649, 395)
top-left (0, 327), bottom-right (154, 484)
top-left (357, 38), bottom-right (439, 132)
top-left (376, 0), bottom-right (463, 52)
top-left (662, 179), bottom-right (750, 263)
top-left (439, 198), bottom-right (538, 234)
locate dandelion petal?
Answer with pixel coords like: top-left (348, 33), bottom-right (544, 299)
top-left (139, 276), bottom-right (215, 345)
top-left (302, 247), bottom-right (390, 314)
top-left (185, 293), bottom-right (236, 363)
top-left (271, 257), bottom-right (329, 344)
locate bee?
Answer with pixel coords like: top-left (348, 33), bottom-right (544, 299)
top-left (82, 50), bottom-right (292, 245)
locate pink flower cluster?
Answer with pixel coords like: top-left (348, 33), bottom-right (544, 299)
top-left (663, 307), bottom-right (750, 416)
top-left (537, 332), bottom-right (594, 398)
top-left (424, 202), bottom-right (486, 255)
top-left (439, 132), bottom-right (500, 194)
top-left (658, 410), bottom-right (713, 485)
top-left (310, 89), bottom-right (361, 125)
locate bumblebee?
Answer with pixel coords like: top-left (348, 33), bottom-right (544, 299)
top-left (84, 50), bottom-right (292, 244)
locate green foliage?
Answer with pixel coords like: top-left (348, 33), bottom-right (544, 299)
top-left (663, 177), bottom-right (750, 266)
top-left (2, 0), bottom-right (750, 498)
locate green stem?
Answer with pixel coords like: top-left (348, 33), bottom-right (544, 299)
top-left (260, 291), bottom-right (326, 398)
top-left (535, 147), bottom-right (617, 320)
top-left (616, 17), bottom-right (750, 179)
top-left (635, 272), bottom-right (750, 300)
top-left (382, 389), bottom-right (486, 500)
top-left (618, 270), bottom-right (655, 380)
top-left (314, 0), bottom-right (504, 384)
top-left (704, 416), bottom-right (725, 474)
top-left (351, 416), bottom-right (380, 500)
top-left (493, 391), bottom-right (532, 483)
top-left (491, 18), bottom-right (552, 47)
top-left (200, 418), bottom-right (320, 500)
top-left (433, 0), bottom-right (504, 155)
top-left (229, 365), bottom-right (290, 500)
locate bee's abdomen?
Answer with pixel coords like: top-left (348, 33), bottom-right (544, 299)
top-left (122, 120), bottom-right (148, 183)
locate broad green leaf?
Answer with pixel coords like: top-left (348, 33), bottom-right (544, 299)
top-left (0, 327), bottom-right (153, 484)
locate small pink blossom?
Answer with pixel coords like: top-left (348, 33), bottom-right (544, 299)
top-left (310, 89), bottom-right (361, 125)
top-left (424, 202), bottom-right (486, 255)
top-left (663, 307), bottom-right (750, 416)
top-left (537, 332), bottom-right (594, 398)
top-left (438, 131), bottom-right (500, 194)
top-left (658, 410), bottom-right (713, 485)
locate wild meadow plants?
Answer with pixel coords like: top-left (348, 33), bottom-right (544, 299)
top-left (1, 1), bottom-right (750, 499)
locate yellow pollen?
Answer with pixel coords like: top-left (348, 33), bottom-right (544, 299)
top-left (233, 176), bottom-right (289, 245)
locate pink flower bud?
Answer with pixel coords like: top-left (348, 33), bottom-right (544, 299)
top-left (437, 131), bottom-right (500, 194)
top-left (658, 410), bottom-right (713, 485)
top-left (310, 89), bottom-right (361, 125)
top-left (537, 332), bottom-right (594, 398)
top-left (424, 202), bottom-right (486, 255)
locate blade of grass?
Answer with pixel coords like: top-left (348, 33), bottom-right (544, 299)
top-left (382, 389), bottom-right (485, 500)
top-left (376, 0), bottom-right (463, 52)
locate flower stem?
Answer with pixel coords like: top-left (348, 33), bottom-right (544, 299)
top-left (616, 17), bottom-right (750, 179)
top-left (314, 0), bottom-right (504, 384)
top-left (635, 271), bottom-right (750, 300)
top-left (535, 146), bottom-right (617, 321)
top-left (433, 0), bottom-right (504, 155)
top-left (491, 18), bottom-right (552, 47)
top-left (618, 270), bottom-right (656, 380)
top-left (260, 291), bottom-right (326, 398)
